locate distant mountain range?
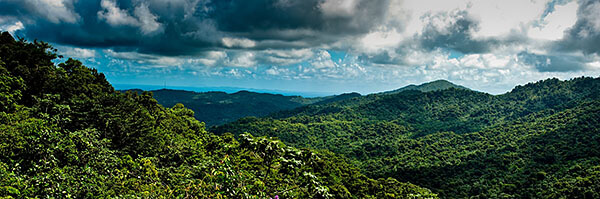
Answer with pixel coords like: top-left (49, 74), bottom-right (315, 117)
top-left (123, 89), bottom-right (361, 126)
top-left (113, 84), bottom-right (336, 97)
top-left (124, 80), bottom-right (466, 126)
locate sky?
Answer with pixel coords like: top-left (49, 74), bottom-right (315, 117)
top-left (1, 0), bottom-right (600, 95)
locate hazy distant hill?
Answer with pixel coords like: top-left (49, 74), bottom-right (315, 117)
top-left (383, 79), bottom-right (469, 94)
top-left (126, 89), bottom-right (361, 126)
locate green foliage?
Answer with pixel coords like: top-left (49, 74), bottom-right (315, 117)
top-left (143, 89), bottom-right (360, 126)
top-left (215, 76), bottom-right (600, 198)
top-left (382, 79), bottom-right (469, 94)
top-left (0, 31), bottom-right (436, 198)
top-left (0, 62), bottom-right (24, 113)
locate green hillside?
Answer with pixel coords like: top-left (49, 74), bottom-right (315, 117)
top-left (0, 32), bottom-right (436, 198)
top-left (382, 80), bottom-right (469, 94)
top-left (126, 89), bottom-right (361, 126)
top-left (130, 78), bottom-right (466, 127)
top-left (213, 77), bottom-right (600, 198)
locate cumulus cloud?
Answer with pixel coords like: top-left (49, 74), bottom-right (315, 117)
top-left (528, 1), bottom-right (578, 40)
top-left (2, 0), bottom-right (600, 94)
top-left (555, 0), bottom-right (600, 54)
top-left (188, 51), bottom-right (228, 66)
top-left (30, 0), bottom-right (81, 23)
top-left (0, 21), bottom-right (24, 33)
top-left (224, 51), bottom-right (257, 67)
top-left (310, 50), bottom-right (336, 69)
top-left (97, 0), bottom-right (162, 35)
top-left (221, 37), bottom-right (256, 48)
top-left (97, 0), bottom-right (138, 26)
top-left (260, 48), bottom-right (313, 65)
top-left (59, 46), bottom-right (97, 59)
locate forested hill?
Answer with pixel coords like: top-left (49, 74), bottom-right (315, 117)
top-left (382, 79), bottom-right (469, 94)
top-left (126, 79), bottom-right (464, 127)
top-left (213, 76), bottom-right (600, 198)
top-left (0, 32), bottom-right (437, 198)
top-left (124, 88), bottom-right (361, 126)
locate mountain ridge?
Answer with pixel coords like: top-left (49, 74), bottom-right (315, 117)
top-left (383, 79), bottom-right (470, 94)
top-left (121, 88), bottom-right (363, 126)
top-left (122, 79), bottom-right (469, 126)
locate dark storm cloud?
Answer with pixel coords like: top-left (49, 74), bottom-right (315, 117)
top-left (417, 10), bottom-right (497, 54)
top-left (3, 0), bottom-right (598, 74)
top-left (0, 1), bottom-right (23, 17)
top-left (8, 0), bottom-right (220, 56)
top-left (209, 0), bottom-right (389, 39)
top-left (554, 0), bottom-right (600, 55)
top-left (517, 51), bottom-right (586, 72)
top-left (1, 0), bottom-right (390, 56)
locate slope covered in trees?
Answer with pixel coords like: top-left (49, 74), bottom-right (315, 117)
top-left (0, 32), bottom-right (437, 198)
top-left (214, 76), bottom-right (600, 198)
top-left (382, 79), bottom-right (469, 94)
top-left (126, 88), bottom-right (361, 126)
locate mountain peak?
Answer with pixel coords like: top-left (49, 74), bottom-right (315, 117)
top-left (384, 79), bottom-right (468, 94)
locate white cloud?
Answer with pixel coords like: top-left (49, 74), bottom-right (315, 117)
top-left (134, 3), bottom-right (163, 34)
top-left (98, 0), bottom-right (138, 26)
top-left (104, 49), bottom-right (153, 60)
top-left (103, 49), bottom-right (186, 67)
top-left (400, 0), bottom-right (469, 36)
top-left (468, 0), bottom-right (547, 38)
top-left (28, 0), bottom-right (80, 23)
top-left (262, 48), bottom-right (314, 65)
top-left (0, 21), bottom-right (24, 33)
top-left (395, 0), bottom-right (548, 38)
top-left (147, 57), bottom-right (182, 66)
top-left (319, 0), bottom-right (359, 17)
top-left (188, 51), bottom-right (227, 66)
top-left (98, 0), bottom-right (163, 35)
top-left (60, 46), bottom-right (97, 59)
top-left (588, 61), bottom-right (600, 69)
top-left (265, 66), bottom-right (293, 77)
top-left (265, 48), bottom-right (313, 59)
top-left (221, 37), bottom-right (257, 48)
top-left (458, 54), bottom-right (512, 69)
top-left (360, 29), bottom-right (403, 51)
top-left (310, 50), bottom-right (336, 68)
top-left (222, 68), bottom-right (252, 78)
top-left (528, 1), bottom-right (578, 40)
top-left (206, 51), bottom-right (228, 60)
top-left (225, 52), bottom-right (256, 67)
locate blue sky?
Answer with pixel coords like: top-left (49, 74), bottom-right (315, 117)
top-left (2, 0), bottom-right (600, 96)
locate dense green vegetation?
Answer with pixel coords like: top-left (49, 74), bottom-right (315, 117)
top-left (0, 32), bottom-right (437, 198)
top-left (382, 79), bottom-right (468, 94)
top-left (133, 88), bottom-right (361, 126)
top-left (214, 76), bottom-right (600, 198)
top-left (134, 79), bottom-right (463, 127)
